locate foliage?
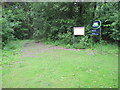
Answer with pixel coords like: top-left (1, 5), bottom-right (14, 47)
top-left (32, 2), bottom-right (93, 48)
top-left (2, 2), bottom-right (119, 48)
top-left (32, 2), bottom-right (119, 49)
top-left (95, 2), bottom-right (119, 41)
top-left (2, 9), bottom-right (15, 46)
top-left (2, 3), bottom-right (32, 46)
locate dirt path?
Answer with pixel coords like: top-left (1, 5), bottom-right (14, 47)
top-left (22, 41), bottom-right (81, 58)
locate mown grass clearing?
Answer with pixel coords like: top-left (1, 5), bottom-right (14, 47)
top-left (2, 40), bottom-right (118, 88)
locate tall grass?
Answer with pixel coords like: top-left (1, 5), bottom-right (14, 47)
top-left (2, 40), bottom-right (31, 65)
top-left (41, 39), bottom-right (118, 54)
top-left (93, 41), bottom-right (118, 55)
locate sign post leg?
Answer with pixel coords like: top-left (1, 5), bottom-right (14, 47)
top-left (92, 35), bottom-right (94, 49)
top-left (73, 35), bottom-right (75, 47)
top-left (100, 28), bottom-right (102, 53)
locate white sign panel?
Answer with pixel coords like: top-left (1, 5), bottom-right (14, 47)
top-left (74, 27), bottom-right (85, 35)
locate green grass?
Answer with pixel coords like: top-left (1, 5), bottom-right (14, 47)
top-left (2, 40), bottom-right (118, 88)
top-left (0, 49), bottom-right (1, 88)
top-left (42, 39), bottom-right (118, 55)
top-left (2, 40), bottom-right (32, 65)
top-left (93, 42), bottom-right (118, 54)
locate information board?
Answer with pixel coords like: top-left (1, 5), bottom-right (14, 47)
top-left (73, 27), bottom-right (85, 35)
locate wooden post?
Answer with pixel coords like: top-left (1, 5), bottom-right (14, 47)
top-left (73, 35), bottom-right (75, 47)
top-left (2, 0), bottom-right (5, 8)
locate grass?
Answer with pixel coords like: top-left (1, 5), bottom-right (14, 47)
top-left (0, 49), bottom-right (1, 88)
top-left (42, 39), bottom-right (118, 55)
top-left (93, 42), bottom-right (118, 54)
top-left (2, 40), bottom-right (32, 65)
top-left (2, 40), bottom-right (118, 88)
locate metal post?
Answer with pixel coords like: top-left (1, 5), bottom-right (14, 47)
top-left (100, 27), bottom-right (102, 53)
top-left (100, 28), bottom-right (101, 43)
top-left (92, 35), bottom-right (94, 49)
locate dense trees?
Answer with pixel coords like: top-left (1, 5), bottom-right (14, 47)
top-left (2, 3), bottom-right (31, 46)
top-left (1, 2), bottom-right (119, 47)
top-left (94, 2), bottom-right (119, 41)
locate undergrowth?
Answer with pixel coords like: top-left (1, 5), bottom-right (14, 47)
top-left (40, 39), bottom-right (118, 55)
top-left (2, 40), bottom-right (31, 65)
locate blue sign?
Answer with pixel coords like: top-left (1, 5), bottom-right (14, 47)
top-left (92, 33), bottom-right (99, 35)
top-left (91, 20), bottom-right (101, 35)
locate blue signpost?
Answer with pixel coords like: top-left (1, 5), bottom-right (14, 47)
top-left (91, 20), bottom-right (101, 36)
top-left (91, 20), bottom-right (102, 50)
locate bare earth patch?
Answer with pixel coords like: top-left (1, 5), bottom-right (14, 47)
top-left (22, 42), bottom-right (83, 58)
